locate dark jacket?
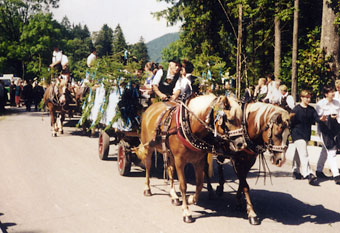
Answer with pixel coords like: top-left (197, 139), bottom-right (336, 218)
top-left (291, 104), bottom-right (320, 142)
top-left (158, 73), bottom-right (179, 96)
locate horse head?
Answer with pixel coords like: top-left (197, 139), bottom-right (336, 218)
top-left (247, 102), bottom-right (290, 167)
top-left (213, 96), bottom-right (247, 152)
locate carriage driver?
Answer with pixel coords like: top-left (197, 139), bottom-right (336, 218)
top-left (152, 59), bottom-right (181, 100)
top-left (171, 60), bottom-right (199, 101)
top-left (49, 46), bottom-right (70, 86)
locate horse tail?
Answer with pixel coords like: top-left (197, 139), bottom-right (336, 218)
top-left (132, 142), bottom-right (149, 161)
top-left (207, 153), bottom-right (214, 178)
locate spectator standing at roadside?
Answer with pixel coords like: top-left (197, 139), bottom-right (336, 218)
top-left (15, 79), bottom-right (22, 107)
top-left (279, 84), bottom-right (295, 112)
top-left (264, 78), bottom-right (281, 104)
top-left (254, 77), bottom-right (267, 102)
top-left (33, 80), bottom-right (45, 111)
top-left (291, 90), bottom-right (323, 185)
top-left (315, 86), bottom-right (340, 185)
top-left (22, 80), bottom-right (33, 112)
top-left (0, 80), bottom-right (5, 113)
top-left (334, 79), bottom-right (340, 101)
top-left (10, 80), bottom-right (16, 106)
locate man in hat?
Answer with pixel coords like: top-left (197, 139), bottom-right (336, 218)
top-left (152, 60), bottom-right (180, 100)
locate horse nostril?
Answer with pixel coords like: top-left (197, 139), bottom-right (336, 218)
top-left (237, 142), bottom-right (243, 148)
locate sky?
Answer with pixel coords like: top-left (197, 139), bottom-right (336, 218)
top-left (52, 0), bottom-right (180, 44)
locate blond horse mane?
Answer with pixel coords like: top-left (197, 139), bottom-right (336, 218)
top-left (187, 94), bottom-right (242, 121)
top-left (246, 102), bottom-right (289, 134)
top-left (187, 94), bottom-right (217, 117)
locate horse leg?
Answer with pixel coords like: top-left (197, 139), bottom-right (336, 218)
top-left (233, 157), bottom-right (260, 225)
top-left (143, 148), bottom-right (153, 196)
top-left (174, 159), bottom-right (193, 223)
top-left (216, 157), bottom-right (225, 196)
top-left (50, 106), bottom-right (57, 137)
top-left (59, 113), bottom-right (65, 134)
top-left (188, 159), bottom-right (205, 205)
top-left (204, 160), bottom-right (215, 200)
top-left (168, 157), bottom-right (180, 206)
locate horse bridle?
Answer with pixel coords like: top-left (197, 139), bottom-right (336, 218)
top-left (206, 98), bottom-right (244, 141)
top-left (241, 103), bottom-right (287, 155)
top-left (263, 114), bottom-right (288, 154)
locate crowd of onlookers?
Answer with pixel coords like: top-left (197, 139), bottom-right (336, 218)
top-left (0, 78), bottom-right (45, 114)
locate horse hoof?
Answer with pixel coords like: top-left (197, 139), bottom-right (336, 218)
top-left (171, 199), bottom-right (181, 206)
top-left (216, 185), bottom-right (224, 196)
top-left (183, 215), bottom-right (194, 223)
top-left (60, 130), bottom-right (64, 134)
top-left (249, 216), bottom-right (260, 225)
top-left (143, 190), bottom-right (152, 197)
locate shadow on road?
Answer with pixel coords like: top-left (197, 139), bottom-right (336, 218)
top-left (195, 189), bottom-right (340, 225)
top-left (0, 213), bottom-right (17, 233)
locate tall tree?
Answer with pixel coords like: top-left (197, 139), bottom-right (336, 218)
top-left (130, 37), bottom-right (149, 63)
top-left (0, 0), bottom-right (60, 77)
top-left (291, 0), bottom-right (299, 100)
top-left (320, 0), bottom-right (340, 79)
top-left (112, 24), bottom-right (127, 55)
top-left (274, 3), bottom-right (281, 79)
top-left (94, 24), bottom-right (113, 57)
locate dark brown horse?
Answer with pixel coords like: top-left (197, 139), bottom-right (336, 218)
top-left (43, 82), bottom-right (71, 136)
top-left (206, 102), bottom-right (291, 225)
top-left (134, 94), bottom-right (247, 223)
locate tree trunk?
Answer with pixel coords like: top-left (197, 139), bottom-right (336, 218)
top-left (320, 0), bottom-right (340, 80)
top-left (274, 16), bottom-right (281, 79)
top-left (236, 4), bottom-right (242, 99)
top-left (291, 0), bottom-right (299, 101)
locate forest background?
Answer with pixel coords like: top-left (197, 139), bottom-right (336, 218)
top-left (1, 0), bottom-right (340, 100)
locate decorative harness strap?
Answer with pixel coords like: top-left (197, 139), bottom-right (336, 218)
top-left (176, 99), bottom-right (244, 155)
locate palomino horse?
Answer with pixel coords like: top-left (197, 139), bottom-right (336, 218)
top-left (43, 82), bottom-right (71, 136)
top-left (134, 94), bottom-right (247, 223)
top-left (206, 102), bottom-right (290, 225)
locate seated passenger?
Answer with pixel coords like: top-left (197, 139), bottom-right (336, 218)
top-left (171, 60), bottom-right (198, 101)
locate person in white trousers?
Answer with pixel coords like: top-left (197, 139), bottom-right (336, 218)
top-left (315, 86), bottom-right (340, 185)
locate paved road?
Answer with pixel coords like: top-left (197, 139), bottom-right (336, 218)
top-left (1, 107), bottom-right (340, 233)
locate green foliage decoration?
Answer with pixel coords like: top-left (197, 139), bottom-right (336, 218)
top-left (77, 55), bottom-right (142, 131)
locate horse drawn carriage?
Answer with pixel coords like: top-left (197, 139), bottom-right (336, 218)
top-left (72, 58), bottom-right (292, 224)
top-left (78, 77), bottom-right (145, 176)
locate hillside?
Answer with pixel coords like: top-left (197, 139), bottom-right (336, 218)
top-left (146, 32), bottom-right (179, 63)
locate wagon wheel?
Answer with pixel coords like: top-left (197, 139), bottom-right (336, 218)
top-left (117, 140), bottom-right (131, 176)
top-left (98, 130), bottom-right (110, 160)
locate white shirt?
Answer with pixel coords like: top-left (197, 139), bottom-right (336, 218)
top-left (316, 98), bottom-right (340, 123)
top-left (151, 69), bottom-right (163, 86)
top-left (334, 91), bottom-right (340, 101)
top-left (52, 50), bottom-right (62, 64)
top-left (87, 53), bottom-right (96, 67)
top-left (173, 74), bottom-right (192, 97)
top-left (265, 87), bottom-right (281, 104)
top-left (280, 92), bottom-right (295, 110)
top-left (61, 54), bottom-right (68, 67)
